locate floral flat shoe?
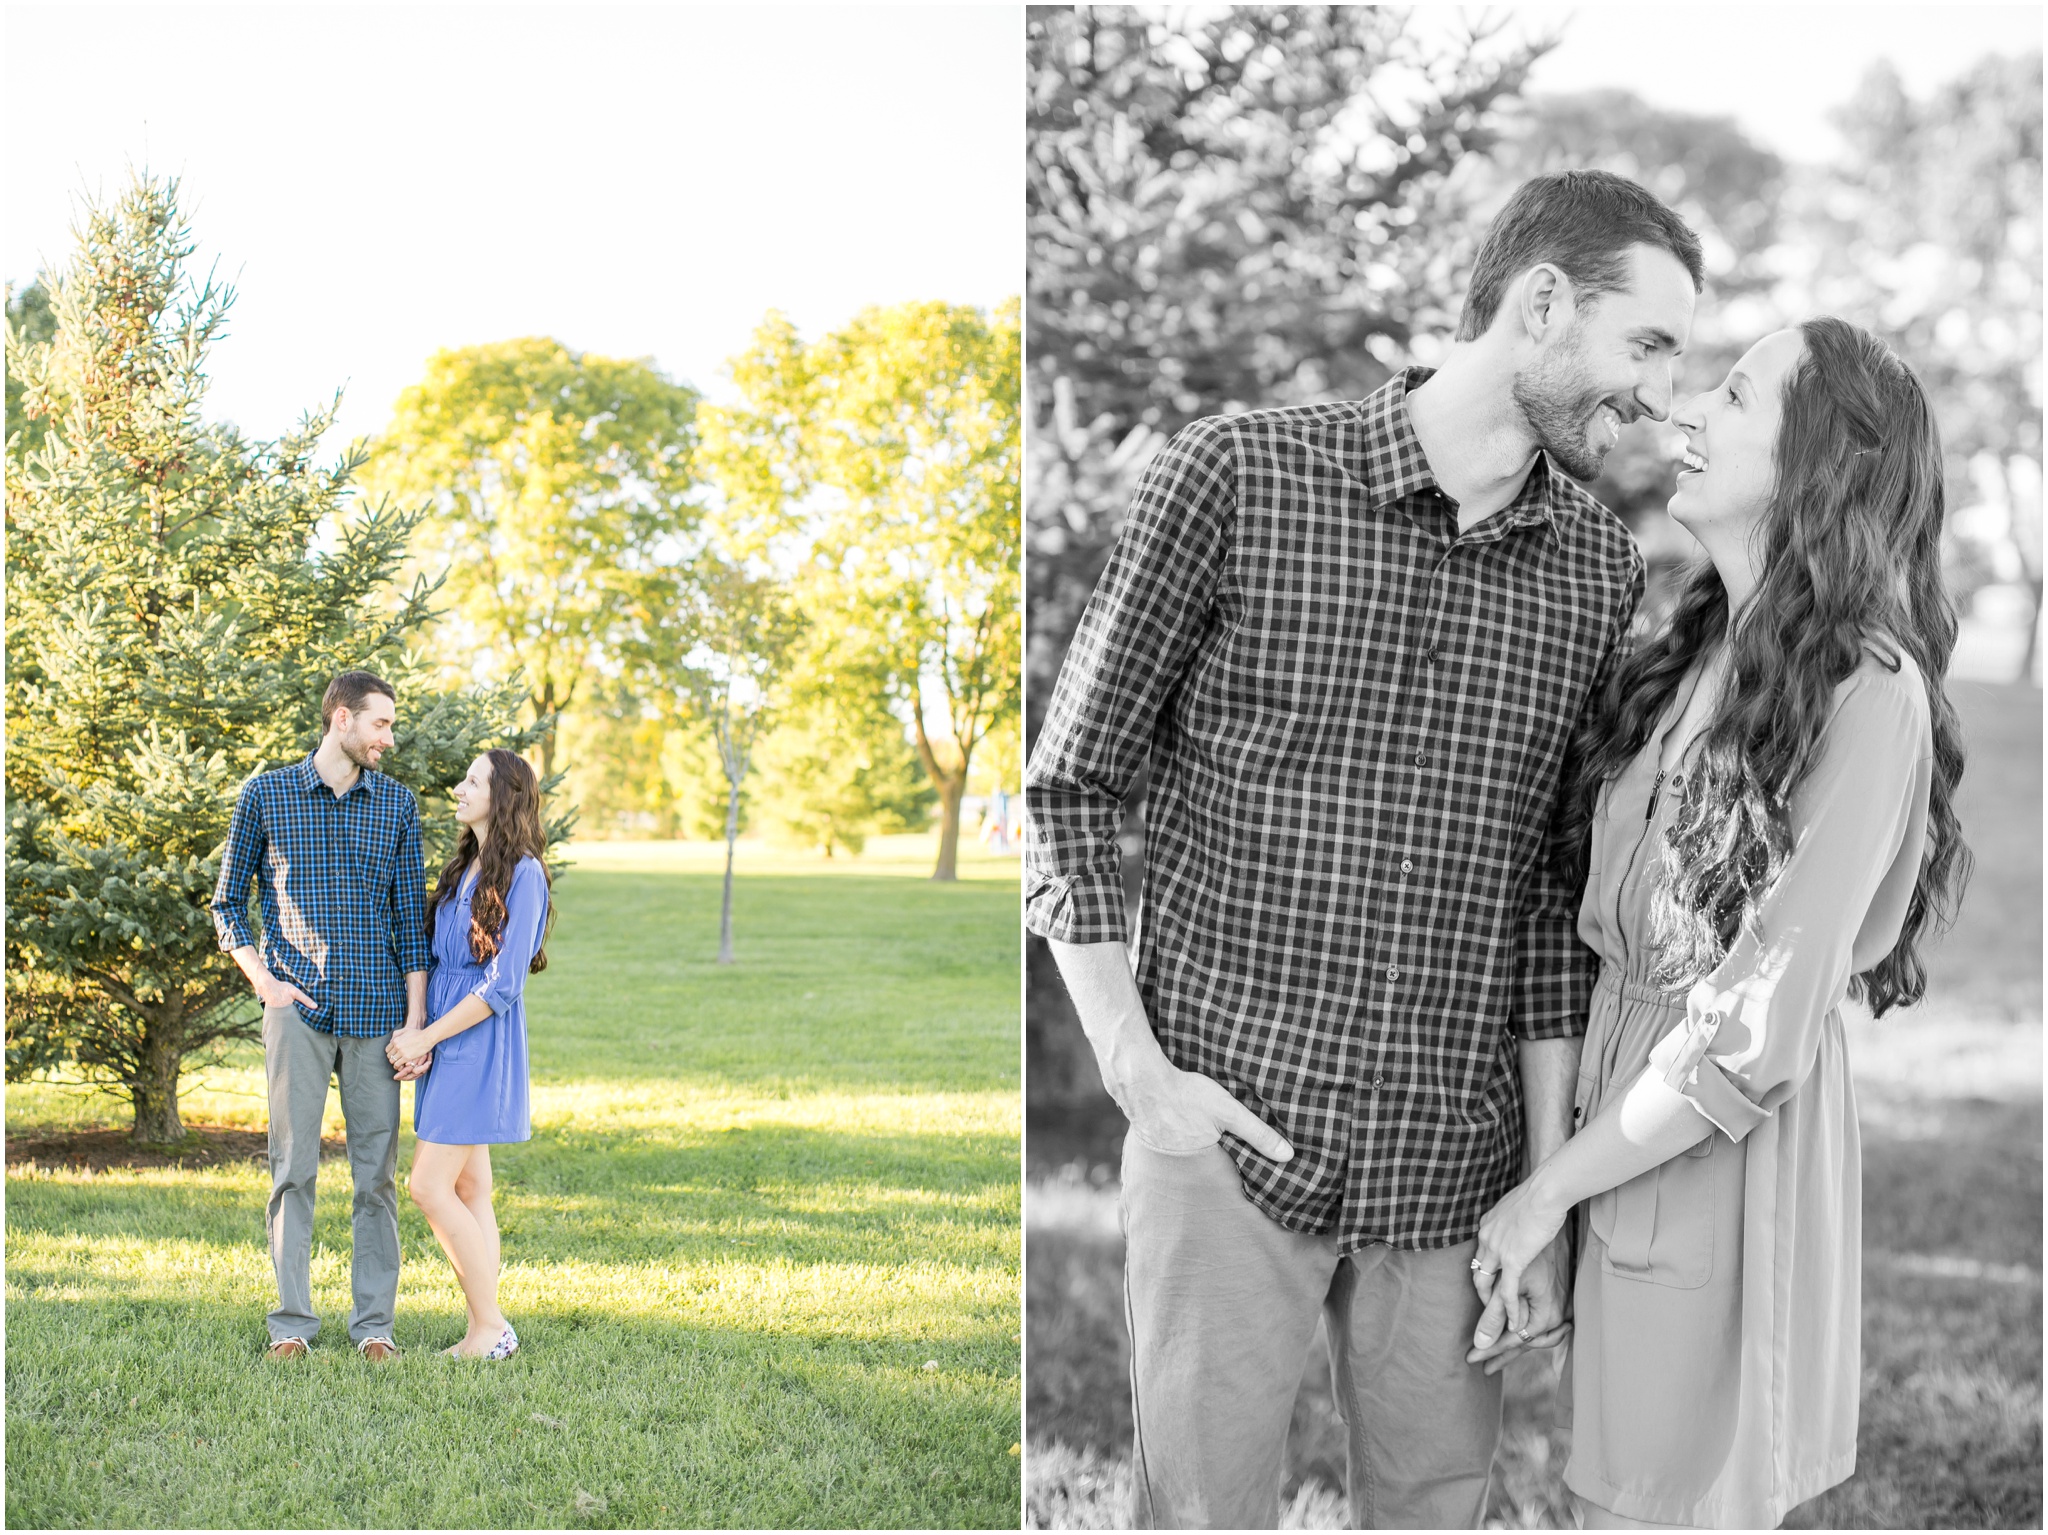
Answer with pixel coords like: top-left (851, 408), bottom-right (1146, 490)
top-left (443, 1323), bottom-right (519, 1360)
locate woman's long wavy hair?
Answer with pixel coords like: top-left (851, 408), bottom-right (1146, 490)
top-left (1567, 316), bottom-right (1970, 1015)
top-left (426, 748), bottom-right (554, 972)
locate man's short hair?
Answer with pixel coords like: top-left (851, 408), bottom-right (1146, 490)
top-left (1456, 170), bottom-right (1706, 343)
top-left (322, 670), bottom-right (395, 732)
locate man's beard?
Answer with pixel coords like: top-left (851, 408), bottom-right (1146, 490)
top-left (1511, 333), bottom-right (1616, 482)
top-left (338, 729), bottom-right (381, 770)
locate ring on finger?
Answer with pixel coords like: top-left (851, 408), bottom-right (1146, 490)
top-left (1515, 1326), bottom-right (1532, 1343)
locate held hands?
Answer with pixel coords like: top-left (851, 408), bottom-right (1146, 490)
top-left (1124, 1060), bottom-right (1294, 1162)
top-left (1467, 1175), bottom-right (1573, 1375)
top-left (386, 1025), bottom-right (435, 1075)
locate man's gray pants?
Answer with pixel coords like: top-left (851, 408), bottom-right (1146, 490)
top-left (1121, 1135), bottom-right (1505, 1529)
top-left (262, 1005), bottom-right (401, 1345)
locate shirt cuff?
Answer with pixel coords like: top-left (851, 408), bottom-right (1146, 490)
top-left (1511, 965), bottom-right (1594, 1040)
top-left (1647, 1006), bottom-right (1772, 1143)
top-left (214, 916), bottom-right (255, 954)
top-left (1024, 871), bottom-right (1130, 946)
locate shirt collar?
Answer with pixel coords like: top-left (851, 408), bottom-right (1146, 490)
top-left (296, 751), bottom-right (373, 799)
top-left (1362, 366), bottom-right (1576, 549)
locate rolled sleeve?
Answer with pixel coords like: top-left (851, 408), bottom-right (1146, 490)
top-left (1022, 868), bottom-right (1131, 947)
top-left (470, 859), bottom-right (547, 1015)
top-left (392, 793), bottom-right (432, 975)
top-left (1647, 666), bottom-right (1928, 1143)
top-left (1512, 559), bottom-right (1642, 1040)
top-left (210, 781), bottom-right (263, 954)
top-left (1023, 417), bottom-right (1239, 947)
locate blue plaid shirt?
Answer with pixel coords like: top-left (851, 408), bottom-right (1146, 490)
top-left (211, 754), bottom-right (432, 1037)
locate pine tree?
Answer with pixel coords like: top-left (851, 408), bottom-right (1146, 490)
top-left (4, 173), bottom-right (544, 1143)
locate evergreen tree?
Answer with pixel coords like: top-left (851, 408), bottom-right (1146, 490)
top-left (5, 275), bottom-right (57, 455)
top-left (4, 173), bottom-right (542, 1143)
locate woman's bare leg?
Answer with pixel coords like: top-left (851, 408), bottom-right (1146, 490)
top-left (453, 1145), bottom-right (501, 1327)
top-left (408, 1139), bottom-right (506, 1352)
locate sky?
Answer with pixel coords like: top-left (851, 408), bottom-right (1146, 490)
top-left (6, 4), bottom-right (2038, 454)
top-left (4, 5), bottom-right (1021, 449)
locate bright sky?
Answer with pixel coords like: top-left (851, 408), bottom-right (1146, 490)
top-left (4, 4), bottom-right (1021, 450)
top-left (1506, 3), bottom-right (2042, 163)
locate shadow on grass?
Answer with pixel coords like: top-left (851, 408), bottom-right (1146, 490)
top-left (6, 1288), bottom-right (1019, 1530)
top-left (10, 1122), bottom-right (1020, 1275)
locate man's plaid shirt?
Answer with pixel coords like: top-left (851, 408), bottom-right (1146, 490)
top-left (1025, 369), bottom-right (1643, 1252)
top-left (211, 754), bottom-right (432, 1037)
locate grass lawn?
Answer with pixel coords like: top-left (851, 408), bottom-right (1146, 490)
top-left (1024, 682), bottom-right (2042, 1529)
top-left (6, 835), bottom-right (1023, 1530)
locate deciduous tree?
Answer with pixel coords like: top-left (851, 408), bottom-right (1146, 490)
top-left (705, 301), bottom-right (1020, 880)
top-left (660, 555), bottom-right (806, 962)
top-left (367, 337), bottom-right (701, 777)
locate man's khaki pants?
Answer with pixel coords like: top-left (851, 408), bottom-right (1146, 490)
top-left (262, 1005), bottom-right (402, 1345)
top-left (1120, 1135), bottom-right (1504, 1529)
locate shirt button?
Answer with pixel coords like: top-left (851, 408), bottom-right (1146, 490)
top-left (1386, 965), bottom-right (1400, 981)
top-left (1574, 1105), bottom-right (1585, 1120)
top-left (1399, 858), bottom-right (1413, 874)
top-left (1413, 750), bottom-right (1428, 767)
top-left (1373, 1074), bottom-right (1385, 1088)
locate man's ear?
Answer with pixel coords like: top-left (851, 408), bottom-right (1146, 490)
top-left (1516, 263), bottom-right (1575, 345)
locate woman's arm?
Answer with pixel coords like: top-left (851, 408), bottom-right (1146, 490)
top-left (388, 861), bottom-right (549, 1066)
top-left (468, 859), bottom-right (547, 1015)
top-left (390, 989), bottom-right (494, 1065)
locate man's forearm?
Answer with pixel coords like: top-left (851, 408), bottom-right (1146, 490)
top-left (1046, 938), bottom-right (1176, 1111)
top-left (1518, 1034), bottom-right (1584, 1171)
top-left (230, 945), bottom-right (271, 988)
top-left (404, 970), bottom-right (427, 1024)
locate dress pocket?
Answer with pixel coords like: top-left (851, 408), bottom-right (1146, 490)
top-left (1593, 1133), bottom-right (1716, 1289)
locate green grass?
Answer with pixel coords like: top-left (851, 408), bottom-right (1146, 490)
top-left (7, 835), bottom-right (1024, 1530)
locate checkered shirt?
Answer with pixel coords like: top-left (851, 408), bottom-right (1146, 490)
top-left (211, 754), bottom-right (432, 1037)
top-left (1025, 369), bottom-right (1644, 1251)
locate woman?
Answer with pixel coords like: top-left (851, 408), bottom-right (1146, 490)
top-left (1470, 317), bottom-right (1969, 1529)
top-left (388, 748), bottom-right (553, 1361)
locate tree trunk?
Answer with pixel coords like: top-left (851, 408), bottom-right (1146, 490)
top-left (718, 781), bottom-right (741, 964)
top-left (129, 1009), bottom-right (186, 1145)
top-left (932, 773), bottom-right (966, 882)
top-left (2020, 574), bottom-right (2043, 684)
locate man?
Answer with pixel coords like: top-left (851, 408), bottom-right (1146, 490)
top-left (212, 670), bottom-right (436, 1362)
top-left (1025, 171), bottom-right (1703, 1528)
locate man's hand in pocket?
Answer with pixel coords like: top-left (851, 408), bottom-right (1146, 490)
top-left (1126, 1062), bottom-right (1294, 1160)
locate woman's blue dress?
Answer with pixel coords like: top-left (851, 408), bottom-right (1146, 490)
top-left (413, 855), bottom-right (545, 1145)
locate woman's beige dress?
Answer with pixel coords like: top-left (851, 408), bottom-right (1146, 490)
top-left (1565, 649), bottom-right (1933, 1528)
